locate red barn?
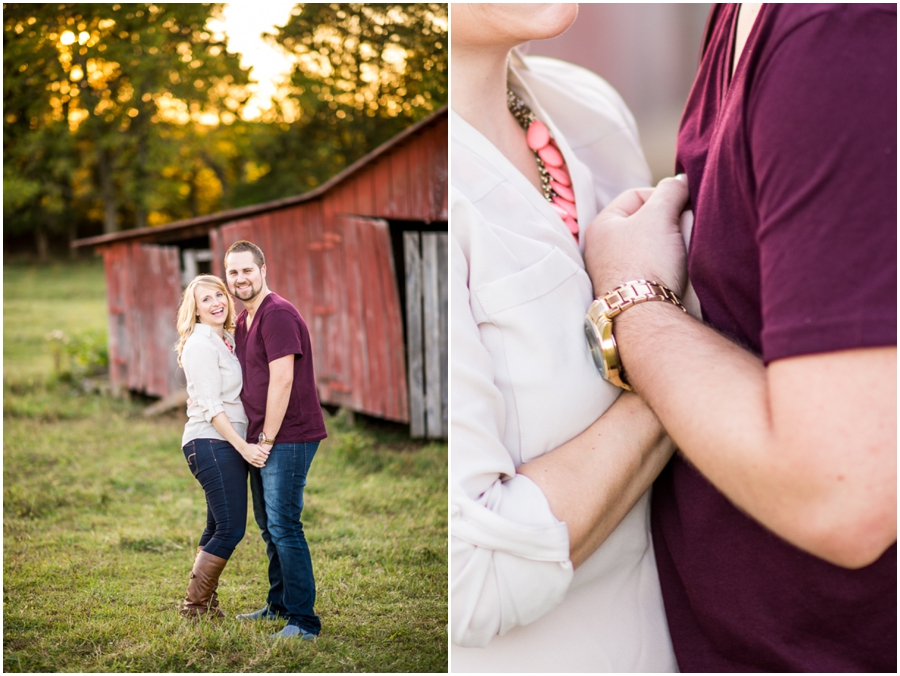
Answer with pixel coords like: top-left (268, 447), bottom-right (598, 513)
top-left (74, 108), bottom-right (448, 438)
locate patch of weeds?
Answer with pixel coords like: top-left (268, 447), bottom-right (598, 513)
top-left (46, 328), bottom-right (108, 382)
top-left (329, 428), bottom-right (447, 482)
top-left (332, 430), bottom-right (384, 474)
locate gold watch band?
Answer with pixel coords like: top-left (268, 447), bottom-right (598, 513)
top-left (587, 280), bottom-right (686, 390)
top-left (594, 279), bottom-right (687, 319)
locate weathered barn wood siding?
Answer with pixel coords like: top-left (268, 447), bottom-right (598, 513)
top-left (103, 243), bottom-right (182, 397)
top-left (404, 231), bottom-right (448, 438)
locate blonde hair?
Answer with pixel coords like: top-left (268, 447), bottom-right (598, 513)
top-left (175, 275), bottom-right (235, 367)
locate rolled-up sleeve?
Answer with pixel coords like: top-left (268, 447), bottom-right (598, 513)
top-left (450, 219), bottom-right (574, 648)
top-left (182, 339), bottom-right (225, 423)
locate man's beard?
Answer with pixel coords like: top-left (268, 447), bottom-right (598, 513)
top-left (233, 282), bottom-right (261, 302)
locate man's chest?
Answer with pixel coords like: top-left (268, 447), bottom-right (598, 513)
top-left (681, 56), bottom-right (765, 351)
top-left (236, 322), bottom-right (271, 380)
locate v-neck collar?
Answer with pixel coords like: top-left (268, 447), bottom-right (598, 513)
top-left (726, 4), bottom-right (767, 93)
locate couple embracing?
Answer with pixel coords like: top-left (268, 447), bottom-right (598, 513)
top-left (175, 240), bottom-right (326, 641)
top-left (450, 3), bottom-right (895, 673)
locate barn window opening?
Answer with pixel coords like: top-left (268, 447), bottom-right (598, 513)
top-left (180, 248), bottom-right (213, 287)
top-left (388, 220), bottom-right (446, 344)
top-left (388, 220), bottom-right (447, 439)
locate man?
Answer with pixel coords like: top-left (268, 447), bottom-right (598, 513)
top-left (582, 4), bottom-right (896, 672)
top-left (224, 240), bottom-right (327, 640)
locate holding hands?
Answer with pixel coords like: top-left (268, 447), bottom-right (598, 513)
top-left (584, 176), bottom-right (690, 299)
top-left (240, 442), bottom-right (270, 468)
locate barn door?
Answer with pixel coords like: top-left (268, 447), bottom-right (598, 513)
top-left (403, 231), bottom-right (448, 439)
top-left (325, 215), bottom-right (409, 423)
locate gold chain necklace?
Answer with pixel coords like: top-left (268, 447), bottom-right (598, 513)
top-left (506, 88), bottom-right (580, 239)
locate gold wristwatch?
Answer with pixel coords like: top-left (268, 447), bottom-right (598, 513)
top-left (258, 432), bottom-right (276, 445)
top-left (584, 280), bottom-right (686, 390)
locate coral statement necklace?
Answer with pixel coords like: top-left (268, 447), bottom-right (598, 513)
top-left (507, 88), bottom-right (579, 241)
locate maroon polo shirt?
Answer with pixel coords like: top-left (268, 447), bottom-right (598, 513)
top-left (235, 292), bottom-right (327, 444)
top-left (652, 4), bottom-right (897, 672)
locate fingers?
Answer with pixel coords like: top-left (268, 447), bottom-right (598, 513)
top-left (598, 187), bottom-right (654, 219)
top-left (641, 175), bottom-right (689, 220)
top-left (596, 176), bottom-right (688, 222)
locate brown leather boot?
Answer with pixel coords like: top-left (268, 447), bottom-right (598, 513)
top-left (195, 547), bottom-right (221, 612)
top-left (181, 550), bottom-right (227, 618)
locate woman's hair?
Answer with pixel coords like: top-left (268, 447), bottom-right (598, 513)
top-left (174, 275), bottom-right (235, 367)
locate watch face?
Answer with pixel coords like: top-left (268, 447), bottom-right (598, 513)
top-left (584, 317), bottom-right (608, 377)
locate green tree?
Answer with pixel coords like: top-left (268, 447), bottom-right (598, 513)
top-left (3, 6), bottom-right (79, 258)
top-left (237, 2), bottom-right (447, 205)
top-left (3, 3), bottom-right (252, 243)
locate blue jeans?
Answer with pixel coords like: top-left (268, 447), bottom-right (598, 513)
top-left (182, 439), bottom-right (248, 560)
top-left (249, 441), bottom-right (320, 634)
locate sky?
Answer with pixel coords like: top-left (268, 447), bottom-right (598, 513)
top-left (207, 1), bottom-right (298, 120)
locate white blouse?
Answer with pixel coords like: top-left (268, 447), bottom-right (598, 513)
top-left (450, 52), bottom-right (677, 672)
top-left (181, 322), bottom-right (248, 447)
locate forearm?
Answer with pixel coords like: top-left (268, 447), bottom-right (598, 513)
top-left (614, 301), bottom-right (896, 566)
top-left (517, 392), bottom-right (675, 568)
top-left (210, 412), bottom-right (250, 452)
top-left (262, 374), bottom-right (292, 439)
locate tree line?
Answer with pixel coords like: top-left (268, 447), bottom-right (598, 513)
top-left (3, 3), bottom-right (447, 259)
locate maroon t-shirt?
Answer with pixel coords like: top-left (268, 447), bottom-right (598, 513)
top-left (652, 4), bottom-right (897, 672)
top-left (235, 293), bottom-right (327, 444)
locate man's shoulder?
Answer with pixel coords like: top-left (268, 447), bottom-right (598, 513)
top-left (257, 294), bottom-right (309, 343)
top-left (260, 293), bottom-right (303, 322)
top-left (261, 293), bottom-right (297, 313)
top-left (765, 3), bottom-right (895, 41)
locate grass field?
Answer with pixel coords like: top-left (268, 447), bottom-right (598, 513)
top-left (3, 260), bottom-right (448, 673)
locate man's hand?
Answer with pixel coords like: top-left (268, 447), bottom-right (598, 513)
top-left (584, 176), bottom-right (690, 298)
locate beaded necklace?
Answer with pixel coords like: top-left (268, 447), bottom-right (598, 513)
top-left (507, 88), bottom-right (580, 241)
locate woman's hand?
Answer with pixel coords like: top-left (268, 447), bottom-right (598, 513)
top-left (240, 442), bottom-right (270, 468)
top-left (583, 176), bottom-right (690, 298)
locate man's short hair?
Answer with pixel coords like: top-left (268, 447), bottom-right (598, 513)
top-left (224, 240), bottom-right (265, 269)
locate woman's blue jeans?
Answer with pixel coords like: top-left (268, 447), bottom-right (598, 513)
top-left (248, 441), bottom-right (321, 634)
top-left (183, 438), bottom-right (248, 560)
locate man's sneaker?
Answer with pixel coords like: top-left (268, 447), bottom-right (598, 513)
top-left (236, 605), bottom-right (281, 621)
top-left (270, 622), bottom-right (317, 641)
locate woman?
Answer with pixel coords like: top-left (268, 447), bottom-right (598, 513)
top-left (175, 274), bottom-right (269, 618)
top-left (450, 4), bottom-right (682, 671)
